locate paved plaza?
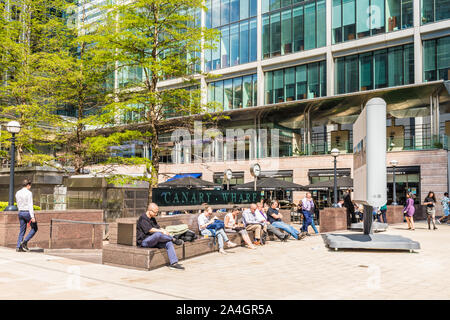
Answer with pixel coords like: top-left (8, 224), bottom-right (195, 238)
top-left (0, 221), bottom-right (449, 300)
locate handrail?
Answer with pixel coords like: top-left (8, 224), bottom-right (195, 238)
top-left (49, 219), bottom-right (109, 249)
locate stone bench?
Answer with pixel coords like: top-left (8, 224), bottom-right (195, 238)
top-left (103, 209), bottom-right (292, 271)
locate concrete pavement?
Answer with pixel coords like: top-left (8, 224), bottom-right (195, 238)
top-left (0, 221), bottom-right (449, 300)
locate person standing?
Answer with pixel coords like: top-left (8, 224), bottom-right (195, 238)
top-left (16, 179), bottom-right (38, 252)
top-left (424, 191), bottom-right (437, 230)
top-left (136, 203), bottom-right (185, 270)
top-left (343, 189), bottom-right (356, 225)
top-left (403, 192), bottom-right (415, 230)
top-left (378, 203), bottom-right (387, 223)
top-left (438, 192), bottom-right (450, 224)
top-left (301, 193), bottom-right (315, 236)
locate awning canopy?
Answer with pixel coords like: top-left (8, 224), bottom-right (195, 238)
top-left (158, 176), bottom-right (220, 189)
top-left (232, 177), bottom-right (304, 191)
top-left (303, 177), bottom-right (353, 191)
top-left (166, 173), bottom-right (201, 182)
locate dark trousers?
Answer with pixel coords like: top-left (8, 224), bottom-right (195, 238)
top-left (377, 209), bottom-right (387, 223)
top-left (267, 224), bottom-right (285, 239)
top-left (301, 210), bottom-right (313, 232)
top-left (17, 211), bottom-right (38, 248)
top-left (141, 232), bottom-right (178, 265)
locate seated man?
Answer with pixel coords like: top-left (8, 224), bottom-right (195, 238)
top-left (136, 203), bottom-right (185, 270)
top-left (255, 202), bottom-right (289, 241)
top-left (267, 200), bottom-right (305, 240)
top-left (198, 206), bottom-right (237, 254)
top-left (242, 204), bottom-right (265, 245)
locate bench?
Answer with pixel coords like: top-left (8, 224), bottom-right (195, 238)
top-left (103, 210), bottom-right (292, 271)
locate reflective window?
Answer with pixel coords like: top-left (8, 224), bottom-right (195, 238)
top-left (205, 0), bottom-right (257, 70)
top-left (265, 61), bottom-right (327, 104)
top-left (262, 0), bottom-right (326, 59)
top-left (421, 0), bottom-right (450, 24)
top-left (208, 74), bottom-right (257, 109)
top-left (335, 43), bottom-right (414, 94)
top-left (333, 0), bottom-right (412, 44)
top-left (423, 36), bottom-right (450, 81)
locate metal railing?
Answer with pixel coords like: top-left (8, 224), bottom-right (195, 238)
top-left (49, 219), bottom-right (109, 249)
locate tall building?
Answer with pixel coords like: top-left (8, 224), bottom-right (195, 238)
top-left (80, 0), bottom-right (450, 209)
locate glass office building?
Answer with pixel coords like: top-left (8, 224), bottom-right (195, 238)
top-left (79, 0), bottom-right (450, 207)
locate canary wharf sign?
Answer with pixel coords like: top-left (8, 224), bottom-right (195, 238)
top-left (153, 188), bottom-right (261, 206)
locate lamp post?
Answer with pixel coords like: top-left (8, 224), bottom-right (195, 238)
top-left (331, 148), bottom-right (340, 207)
top-left (390, 159), bottom-right (398, 205)
top-left (4, 121), bottom-right (21, 212)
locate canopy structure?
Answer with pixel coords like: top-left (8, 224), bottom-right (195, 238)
top-left (232, 177), bottom-right (304, 191)
top-left (158, 176), bottom-right (220, 189)
top-left (302, 177), bottom-right (353, 191)
top-left (166, 173), bottom-right (201, 182)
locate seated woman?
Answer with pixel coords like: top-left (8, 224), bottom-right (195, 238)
top-left (224, 206), bottom-right (257, 250)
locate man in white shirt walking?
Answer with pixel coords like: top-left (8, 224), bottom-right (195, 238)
top-left (15, 179), bottom-right (37, 252)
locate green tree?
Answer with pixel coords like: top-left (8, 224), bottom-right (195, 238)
top-left (85, 0), bottom-right (220, 204)
top-left (0, 0), bottom-right (72, 166)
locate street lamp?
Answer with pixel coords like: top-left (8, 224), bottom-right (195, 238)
top-left (4, 121), bottom-right (21, 211)
top-left (331, 148), bottom-right (340, 207)
top-left (390, 159), bottom-right (398, 205)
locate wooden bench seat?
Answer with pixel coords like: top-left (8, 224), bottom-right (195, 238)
top-left (103, 210), bottom-right (292, 271)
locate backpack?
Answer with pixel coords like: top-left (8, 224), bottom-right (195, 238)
top-left (174, 230), bottom-right (198, 242)
top-left (206, 219), bottom-right (225, 237)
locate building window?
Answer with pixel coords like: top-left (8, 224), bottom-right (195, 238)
top-left (265, 61), bottom-right (327, 104)
top-left (421, 0), bottom-right (450, 24)
top-left (333, 0), bottom-right (413, 44)
top-left (205, 0), bottom-right (257, 71)
top-left (423, 36), bottom-right (450, 82)
top-left (262, 0), bottom-right (326, 59)
top-left (335, 43), bottom-right (414, 94)
top-left (208, 74), bottom-right (257, 110)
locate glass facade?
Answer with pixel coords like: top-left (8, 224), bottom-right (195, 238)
top-left (335, 43), bottom-right (414, 94)
top-left (423, 36), bottom-right (450, 81)
top-left (421, 0), bottom-right (450, 25)
top-left (205, 0), bottom-right (257, 71)
top-left (333, 0), bottom-right (413, 44)
top-left (262, 0), bottom-right (326, 59)
top-left (265, 61), bottom-right (326, 104)
top-left (208, 74), bottom-right (258, 110)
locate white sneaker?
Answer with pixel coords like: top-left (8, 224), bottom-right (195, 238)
top-left (437, 219), bottom-right (441, 224)
top-left (227, 241), bottom-right (238, 248)
top-left (219, 248), bottom-right (227, 254)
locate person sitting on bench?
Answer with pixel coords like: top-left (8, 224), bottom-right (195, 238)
top-left (198, 206), bottom-right (238, 254)
top-left (255, 202), bottom-right (289, 241)
top-left (267, 200), bottom-right (304, 240)
top-left (136, 203), bottom-right (185, 270)
top-left (242, 204), bottom-right (265, 245)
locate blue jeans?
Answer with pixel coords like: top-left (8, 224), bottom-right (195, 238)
top-left (201, 228), bottom-right (229, 249)
top-left (141, 232), bottom-right (178, 265)
top-left (17, 211), bottom-right (38, 248)
top-left (271, 221), bottom-right (299, 240)
top-left (310, 213), bottom-right (319, 234)
top-left (301, 210), bottom-right (313, 233)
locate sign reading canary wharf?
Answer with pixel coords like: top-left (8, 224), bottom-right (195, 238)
top-left (153, 188), bottom-right (261, 206)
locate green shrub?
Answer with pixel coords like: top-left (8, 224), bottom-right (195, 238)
top-left (0, 202), bottom-right (41, 212)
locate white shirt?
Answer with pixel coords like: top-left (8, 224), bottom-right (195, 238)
top-left (255, 209), bottom-right (268, 224)
top-left (15, 187), bottom-right (34, 218)
top-left (197, 213), bottom-right (210, 230)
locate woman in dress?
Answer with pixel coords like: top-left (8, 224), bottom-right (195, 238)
top-left (224, 206), bottom-right (257, 249)
top-left (403, 192), bottom-right (415, 230)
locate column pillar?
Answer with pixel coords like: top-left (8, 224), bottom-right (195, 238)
top-left (414, 0), bottom-right (423, 84)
